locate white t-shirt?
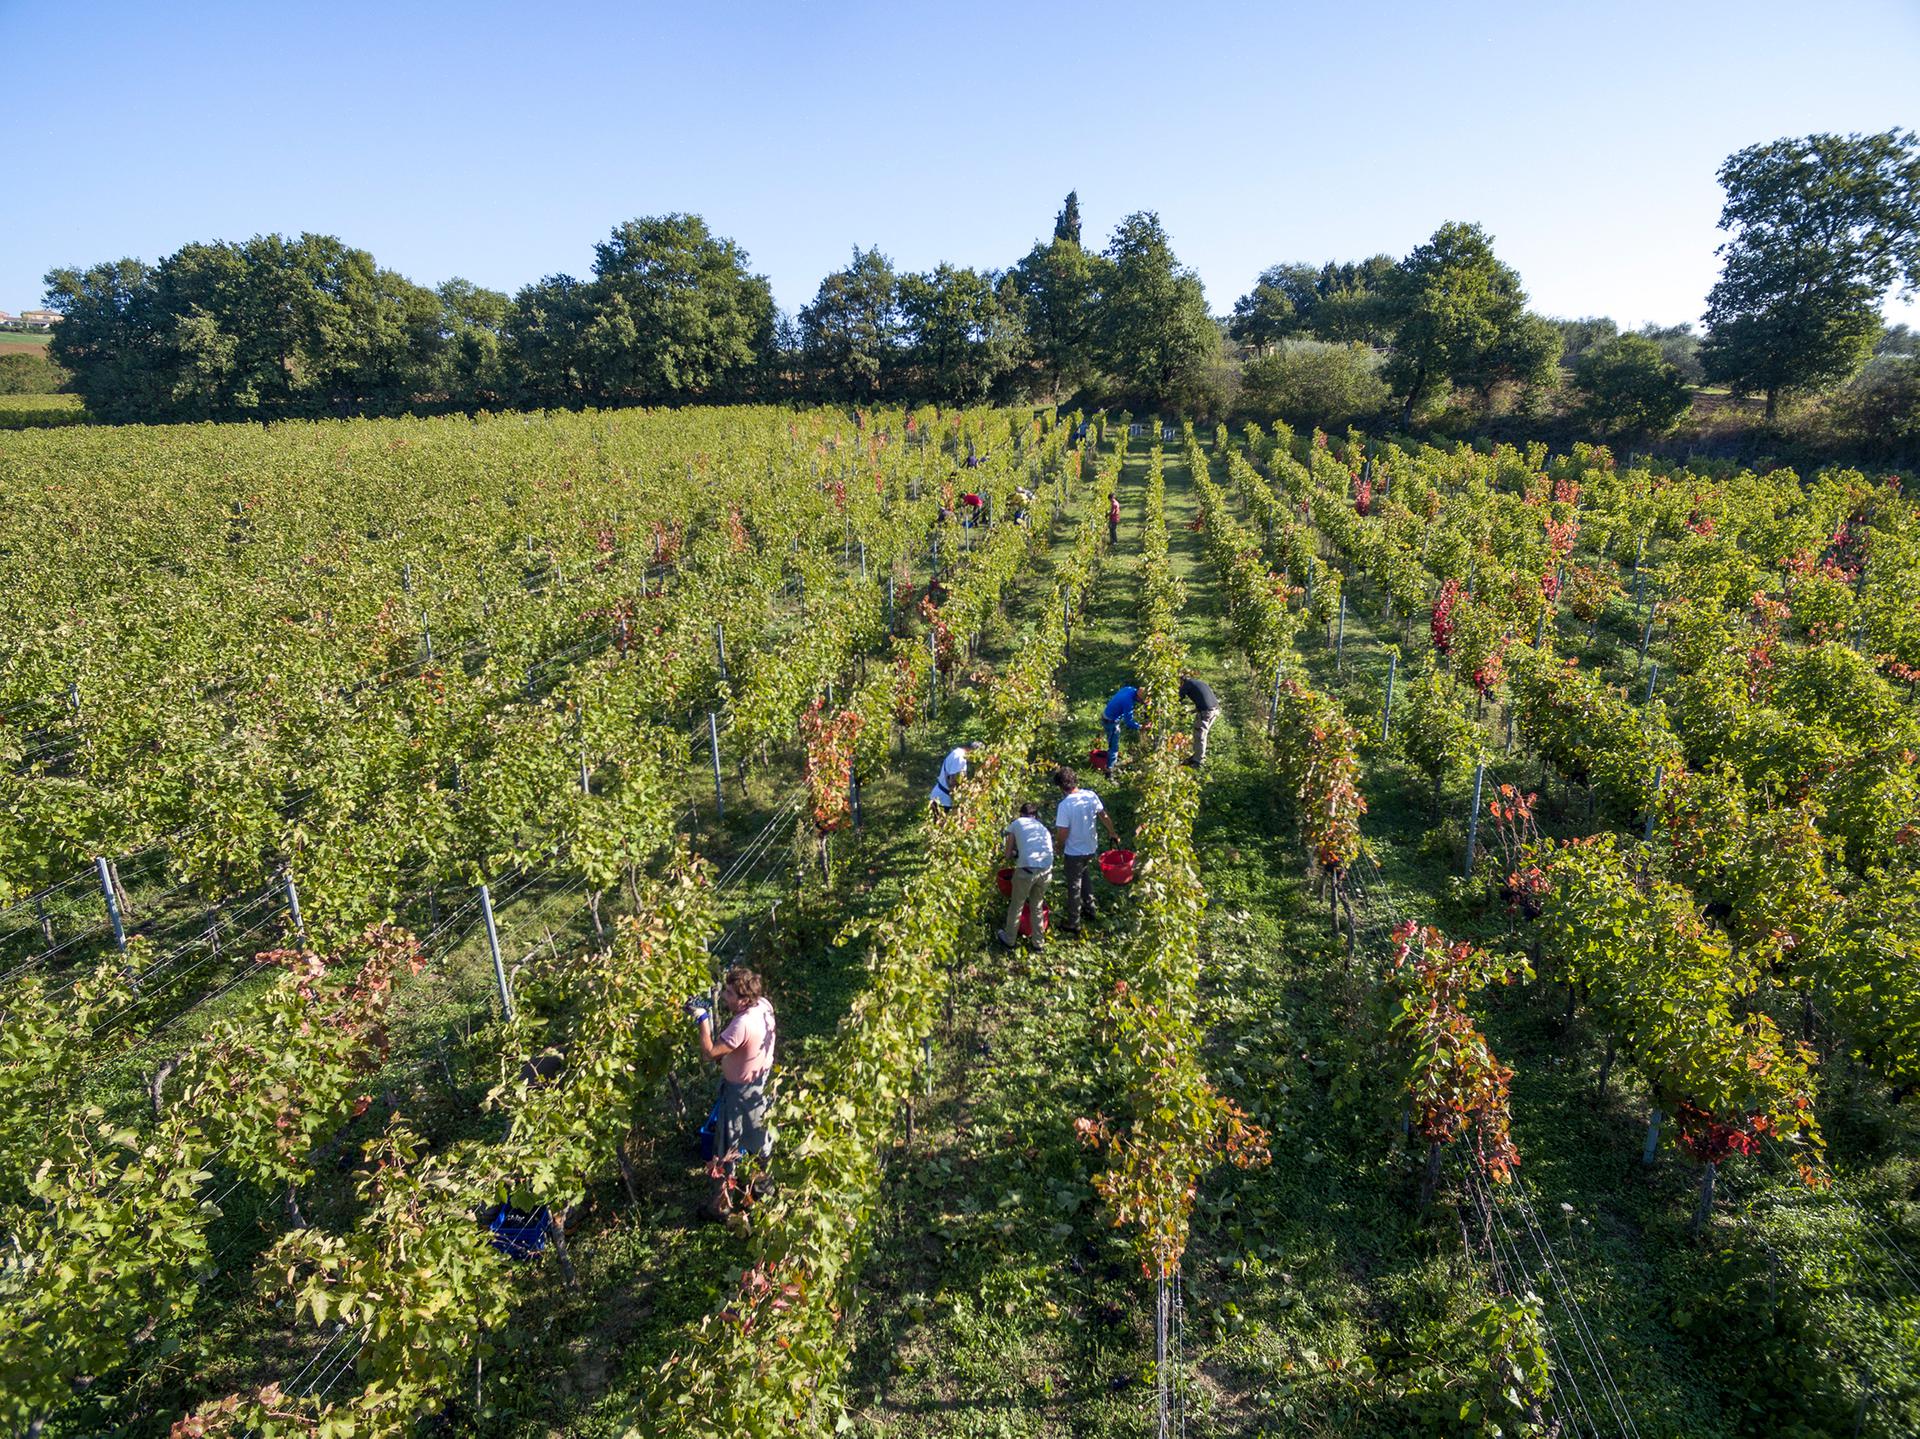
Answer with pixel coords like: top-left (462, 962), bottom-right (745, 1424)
top-left (929, 747), bottom-right (969, 807)
top-left (1052, 788), bottom-right (1106, 857)
top-left (1005, 815), bottom-right (1054, 869)
top-left (717, 999), bottom-right (776, 1084)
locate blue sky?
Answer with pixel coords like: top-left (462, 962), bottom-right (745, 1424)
top-left (3, 0), bottom-right (1916, 329)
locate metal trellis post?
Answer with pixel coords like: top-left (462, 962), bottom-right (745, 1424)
top-left (479, 883), bottom-right (515, 1022)
top-left (95, 855), bottom-right (126, 954)
top-left (284, 870), bottom-right (305, 943)
top-left (1463, 763), bottom-right (1486, 877)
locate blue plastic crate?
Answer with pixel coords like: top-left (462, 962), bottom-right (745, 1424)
top-left (487, 1205), bottom-right (550, 1260)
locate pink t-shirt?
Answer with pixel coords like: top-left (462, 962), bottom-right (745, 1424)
top-left (718, 999), bottom-right (776, 1084)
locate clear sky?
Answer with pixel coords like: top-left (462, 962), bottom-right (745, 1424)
top-left (2, 0), bottom-right (1916, 330)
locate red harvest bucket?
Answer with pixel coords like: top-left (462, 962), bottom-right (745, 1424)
top-left (997, 869), bottom-right (1049, 936)
top-left (1089, 745), bottom-right (1110, 775)
top-left (1100, 850), bottom-right (1137, 885)
top-left (1019, 899), bottom-right (1050, 938)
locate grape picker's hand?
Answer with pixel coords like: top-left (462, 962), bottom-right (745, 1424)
top-left (682, 997), bottom-right (711, 1024)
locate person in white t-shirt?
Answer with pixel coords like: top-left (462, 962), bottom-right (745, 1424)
top-left (687, 967), bottom-right (777, 1215)
top-left (1050, 764), bottom-right (1121, 934)
top-left (928, 740), bottom-right (977, 814)
top-left (997, 801), bottom-right (1055, 952)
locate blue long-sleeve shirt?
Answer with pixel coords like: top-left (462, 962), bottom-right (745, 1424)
top-left (1103, 685), bottom-right (1141, 728)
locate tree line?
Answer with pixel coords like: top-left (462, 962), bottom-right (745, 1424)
top-left (1229, 130), bottom-right (1918, 455)
top-left (41, 129), bottom-right (1919, 450)
top-left (42, 198), bottom-right (1217, 424)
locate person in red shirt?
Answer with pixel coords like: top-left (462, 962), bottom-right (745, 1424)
top-left (1108, 492), bottom-right (1121, 547)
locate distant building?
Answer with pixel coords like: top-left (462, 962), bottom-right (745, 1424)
top-left (0, 312), bottom-right (13, 325)
top-left (19, 310), bottom-right (60, 327)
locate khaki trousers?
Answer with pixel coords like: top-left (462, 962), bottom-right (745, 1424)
top-left (1001, 865), bottom-right (1051, 947)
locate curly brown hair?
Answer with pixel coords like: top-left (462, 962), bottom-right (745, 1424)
top-left (724, 967), bottom-right (765, 1004)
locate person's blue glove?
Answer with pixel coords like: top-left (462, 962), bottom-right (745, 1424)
top-left (683, 997), bottom-right (710, 1024)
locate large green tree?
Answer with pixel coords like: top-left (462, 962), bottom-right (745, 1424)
top-left (41, 258), bottom-right (168, 421)
top-left (1098, 211), bottom-right (1216, 411)
top-left (799, 247), bottom-right (901, 402)
top-left (435, 278), bottom-right (512, 406)
top-left (584, 214), bottom-right (774, 403)
top-left (1457, 309), bottom-right (1561, 411)
top-left (1053, 191), bottom-right (1082, 246)
top-left (1380, 222), bottom-right (1547, 425)
top-left (503, 215), bottom-right (773, 407)
top-left (1701, 129), bottom-right (1920, 421)
top-left (504, 274), bottom-right (596, 404)
top-left (1229, 263), bottom-right (1314, 349)
top-left (1010, 235), bottom-right (1104, 399)
top-left (1572, 333), bottom-right (1692, 436)
top-left (896, 263), bottom-right (1025, 402)
top-left (1231, 257), bottom-right (1398, 350)
top-left (45, 234), bottom-right (442, 421)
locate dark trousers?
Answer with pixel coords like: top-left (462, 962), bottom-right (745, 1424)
top-left (1062, 852), bottom-right (1097, 925)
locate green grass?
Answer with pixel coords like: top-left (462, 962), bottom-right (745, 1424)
top-left (0, 330), bottom-right (52, 348)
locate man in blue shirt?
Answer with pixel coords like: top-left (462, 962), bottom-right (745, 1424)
top-left (1102, 684), bottom-right (1140, 772)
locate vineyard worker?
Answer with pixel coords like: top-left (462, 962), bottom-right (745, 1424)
top-left (1051, 766), bottom-right (1120, 934)
top-left (1179, 672), bottom-right (1220, 768)
top-left (959, 491), bottom-right (984, 527)
top-left (1108, 492), bottom-right (1121, 547)
top-left (928, 739), bottom-right (978, 814)
top-left (686, 967), bottom-right (777, 1214)
top-left (996, 801), bottom-right (1055, 952)
top-left (1102, 683), bottom-right (1141, 772)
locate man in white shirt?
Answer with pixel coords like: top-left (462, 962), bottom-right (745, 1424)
top-left (997, 801), bottom-right (1055, 952)
top-left (928, 741), bottom-right (977, 814)
top-left (1050, 764), bottom-right (1121, 935)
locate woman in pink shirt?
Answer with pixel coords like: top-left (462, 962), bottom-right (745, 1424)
top-left (692, 967), bottom-right (777, 1213)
